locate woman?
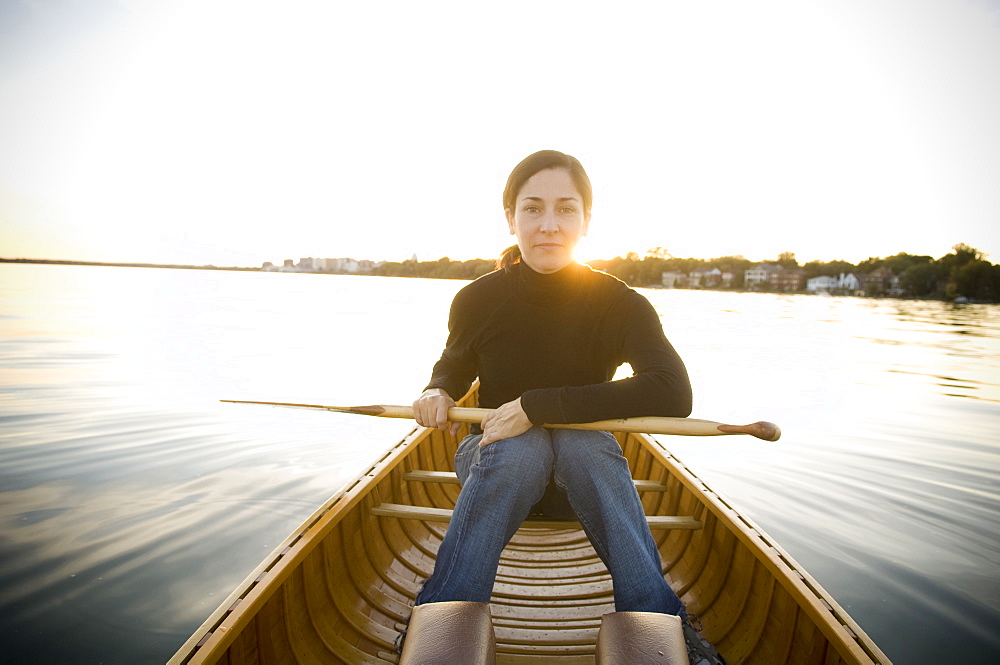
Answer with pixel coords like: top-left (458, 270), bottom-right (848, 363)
top-left (405, 150), bottom-right (724, 664)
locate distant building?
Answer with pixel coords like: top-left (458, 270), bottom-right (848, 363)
top-left (742, 263), bottom-right (805, 292)
top-left (258, 257), bottom-right (378, 275)
top-left (319, 258), bottom-right (359, 273)
top-left (807, 275), bottom-right (838, 293)
top-left (744, 263), bottom-right (781, 289)
top-left (861, 267), bottom-right (896, 296)
top-left (688, 269), bottom-right (723, 288)
top-left (661, 271), bottom-right (687, 288)
top-left (838, 273), bottom-right (862, 294)
top-left (771, 269), bottom-right (805, 292)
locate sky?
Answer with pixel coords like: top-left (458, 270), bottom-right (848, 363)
top-left (1, 0), bottom-right (998, 267)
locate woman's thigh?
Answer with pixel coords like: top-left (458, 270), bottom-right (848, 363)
top-left (454, 426), bottom-right (555, 488)
top-left (453, 433), bottom-right (483, 485)
top-left (550, 429), bottom-right (634, 492)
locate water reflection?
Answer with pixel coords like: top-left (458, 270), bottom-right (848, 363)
top-left (2, 266), bottom-right (999, 664)
top-left (644, 289), bottom-right (1000, 663)
top-left (1, 265), bottom-right (454, 663)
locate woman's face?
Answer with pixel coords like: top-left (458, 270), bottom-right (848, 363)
top-left (505, 168), bottom-right (590, 274)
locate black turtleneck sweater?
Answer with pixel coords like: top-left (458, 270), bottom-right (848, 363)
top-left (425, 261), bottom-right (692, 425)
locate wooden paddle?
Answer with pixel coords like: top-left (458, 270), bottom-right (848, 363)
top-left (221, 400), bottom-right (781, 442)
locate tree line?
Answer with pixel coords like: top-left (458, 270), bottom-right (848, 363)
top-left (371, 257), bottom-right (497, 281)
top-left (589, 244), bottom-right (1000, 300)
top-left (367, 244), bottom-right (1000, 302)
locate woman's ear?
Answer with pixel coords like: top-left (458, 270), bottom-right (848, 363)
top-left (505, 208), bottom-right (516, 235)
top-left (582, 212), bottom-right (592, 237)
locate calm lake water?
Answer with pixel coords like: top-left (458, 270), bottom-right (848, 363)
top-left (1, 263), bottom-right (998, 664)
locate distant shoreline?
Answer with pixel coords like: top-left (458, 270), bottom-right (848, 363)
top-left (4, 254), bottom-right (997, 304)
top-left (0, 257), bottom-right (258, 272)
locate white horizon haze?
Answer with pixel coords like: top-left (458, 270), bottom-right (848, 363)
top-left (1, 0), bottom-right (998, 267)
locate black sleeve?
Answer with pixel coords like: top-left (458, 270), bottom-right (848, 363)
top-left (424, 288), bottom-right (479, 401)
top-left (520, 293), bottom-right (692, 424)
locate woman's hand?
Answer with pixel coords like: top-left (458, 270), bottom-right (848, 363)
top-left (413, 388), bottom-right (460, 436)
top-left (480, 397), bottom-right (533, 446)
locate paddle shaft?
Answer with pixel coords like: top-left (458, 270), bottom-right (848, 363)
top-left (221, 400), bottom-right (781, 442)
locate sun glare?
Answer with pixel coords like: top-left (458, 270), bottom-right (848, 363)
top-left (1, 1), bottom-right (997, 265)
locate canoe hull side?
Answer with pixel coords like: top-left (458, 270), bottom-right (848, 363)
top-left (170, 389), bottom-right (890, 665)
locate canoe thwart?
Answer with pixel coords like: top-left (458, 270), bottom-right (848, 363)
top-left (403, 469), bottom-right (669, 493)
top-left (372, 503), bottom-right (703, 530)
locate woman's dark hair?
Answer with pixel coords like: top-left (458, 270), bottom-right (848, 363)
top-left (497, 150), bottom-right (593, 270)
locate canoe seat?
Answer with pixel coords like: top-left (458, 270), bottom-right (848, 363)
top-left (399, 601), bottom-right (495, 665)
top-left (371, 503), bottom-right (702, 530)
top-left (403, 469), bottom-right (670, 493)
top-left (596, 612), bottom-right (687, 664)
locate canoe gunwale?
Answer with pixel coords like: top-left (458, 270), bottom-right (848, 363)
top-left (635, 432), bottom-right (891, 665)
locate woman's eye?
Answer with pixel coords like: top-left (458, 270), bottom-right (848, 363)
top-left (559, 207), bottom-right (576, 214)
top-left (524, 206), bottom-right (540, 213)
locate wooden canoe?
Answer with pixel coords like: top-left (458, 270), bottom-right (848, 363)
top-left (169, 385), bottom-right (891, 665)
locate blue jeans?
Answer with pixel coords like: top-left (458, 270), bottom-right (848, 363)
top-left (414, 427), bottom-right (686, 615)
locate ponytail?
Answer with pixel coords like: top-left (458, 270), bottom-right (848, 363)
top-left (496, 244), bottom-right (522, 270)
